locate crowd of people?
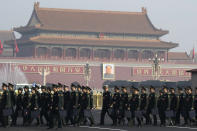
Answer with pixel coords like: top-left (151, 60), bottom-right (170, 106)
top-left (101, 85), bottom-right (197, 127)
top-left (0, 83), bottom-right (94, 128)
top-left (0, 82), bottom-right (197, 129)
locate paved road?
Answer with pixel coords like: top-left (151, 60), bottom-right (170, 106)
top-left (0, 110), bottom-right (197, 131)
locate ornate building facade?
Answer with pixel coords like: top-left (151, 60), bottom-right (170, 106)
top-left (2, 2), bottom-right (195, 89)
top-left (11, 2), bottom-right (177, 62)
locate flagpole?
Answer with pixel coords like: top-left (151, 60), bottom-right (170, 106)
top-left (12, 30), bottom-right (19, 57)
top-left (193, 44), bottom-right (195, 63)
top-left (11, 30), bottom-right (16, 57)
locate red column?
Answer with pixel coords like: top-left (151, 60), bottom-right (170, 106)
top-left (91, 48), bottom-right (94, 60)
top-left (63, 48), bottom-right (65, 59)
top-left (165, 50), bottom-right (168, 62)
top-left (139, 50), bottom-right (142, 62)
top-left (125, 49), bottom-right (128, 61)
top-left (47, 48), bottom-right (51, 58)
top-left (61, 48), bottom-right (64, 59)
top-left (34, 46), bottom-right (37, 58)
top-left (111, 48), bottom-right (114, 61)
top-left (77, 47), bottom-right (80, 60)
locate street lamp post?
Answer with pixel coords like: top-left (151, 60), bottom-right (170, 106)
top-left (84, 63), bottom-right (91, 86)
top-left (149, 54), bottom-right (164, 80)
top-left (38, 68), bottom-right (50, 86)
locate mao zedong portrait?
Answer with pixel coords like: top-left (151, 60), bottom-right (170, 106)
top-left (104, 65), bottom-right (114, 79)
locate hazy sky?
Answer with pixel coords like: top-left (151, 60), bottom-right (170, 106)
top-left (0, 0), bottom-right (197, 53)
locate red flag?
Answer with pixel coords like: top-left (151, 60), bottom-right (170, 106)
top-left (14, 39), bottom-right (19, 53)
top-left (0, 40), bottom-right (3, 54)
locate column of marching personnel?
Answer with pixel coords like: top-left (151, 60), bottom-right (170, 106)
top-left (0, 83), bottom-right (197, 129)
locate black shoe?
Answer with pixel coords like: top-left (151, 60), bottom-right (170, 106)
top-left (182, 123), bottom-right (188, 126)
top-left (90, 123), bottom-right (94, 127)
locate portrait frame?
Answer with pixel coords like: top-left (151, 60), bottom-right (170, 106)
top-left (102, 63), bottom-right (115, 80)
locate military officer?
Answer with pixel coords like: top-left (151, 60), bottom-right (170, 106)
top-left (1, 83), bottom-right (12, 128)
top-left (161, 86), bottom-right (169, 126)
top-left (119, 86), bottom-right (128, 125)
top-left (47, 85), bottom-right (55, 129)
top-left (111, 86), bottom-right (121, 126)
top-left (12, 88), bottom-right (23, 126)
top-left (140, 87), bottom-right (147, 124)
top-left (84, 86), bottom-right (94, 126)
top-left (168, 88), bottom-right (177, 126)
top-left (68, 84), bottom-right (77, 126)
top-left (57, 84), bottom-right (64, 128)
top-left (175, 87), bottom-right (184, 125)
top-left (130, 88), bottom-right (141, 127)
top-left (40, 86), bottom-right (49, 126)
top-left (63, 85), bottom-right (72, 125)
top-left (23, 86), bottom-right (31, 126)
top-left (157, 90), bottom-right (165, 126)
top-left (194, 87), bottom-right (197, 124)
top-left (100, 85), bottom-right (112, 125)
top-left (146, 86), bottom-right (157, 126)
top-left (183, 87), bottom-right (193, 126)
top-left (30, 87), bottom-right (40, 125)
top-left (77, 85), bottom-right (83, 125)
top-left (48, 84), bottom-right (61, 129)
top-left (78, 86), bottom-right (87, 125)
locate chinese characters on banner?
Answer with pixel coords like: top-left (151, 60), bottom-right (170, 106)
top-left (132, 67), bottom-right (191, 77)
top-left (13, 64), bottom-right (84, 74)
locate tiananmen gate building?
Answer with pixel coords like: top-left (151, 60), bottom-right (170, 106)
top-left (1, 2), bottom-right (197, 90)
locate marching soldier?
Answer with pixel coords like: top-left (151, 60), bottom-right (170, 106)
top-left (40, 86), bottom-right (49, 126)
top-left (48, 84), bottom-right (62, 129)
top-left (47, 85), bottom-right (54, 129)
top-left (69, 84), bottom-right (77, 126)
top-left (175, 87), bottom-right (184, 125)
top-left (194, 87), bottom-right (197, 125)
top-left (78, 86), bottom-right (87, 125)
top-left (0, 89), bottom-right (3, 126)
top-left (77, 85), bottom-right (83, 109)
top-left (100, 85), bottom-right (112, 125)
top-left (8, 83), bottom-right (16, 122)
top-left (119, 86), bottom-right (128, 125)
top-left (23, 86), bottom-right (31, 126)
top-left (130, 88), bottom-right (141, 127)
top-left (1, 83), bottom-right (12, 128)
top-left (161, 86), bottom-right (168, 126)
top-left (63, 85), bottom-right (72, 125)
top-left (111, 86), bottom-right (121, 126)
top-left (35, 85), bottom-right (41, 107)
top-left (12, 88), bottom-right (23, 126)
top-left (183, 87), bottom-right (193, 126)
top-left (157, 90), bottom-right (165, 126)
top-left (30, 87), bottom-right (40, 125)
top-left (77, 85), bottom-right (83, 125)
top-left (146, 86), bottom-right (157, 126)
top-left (140, 87), bottom-right (147, 124)
top-left (57, 85), bottom-right (65, 128)
top-left (168, 88), bottom-right (177, 126)
top-left (84, 86), bottom-right (94, 126)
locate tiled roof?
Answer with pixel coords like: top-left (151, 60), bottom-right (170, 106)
top-left (168, 52), bottom-right (190, 60)
top-left (15, 2), bottom-right (168, 36)
top-left (0, 30), bottom-right (15, 47)
top-left (14, 35), bottom-right (178, 49)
